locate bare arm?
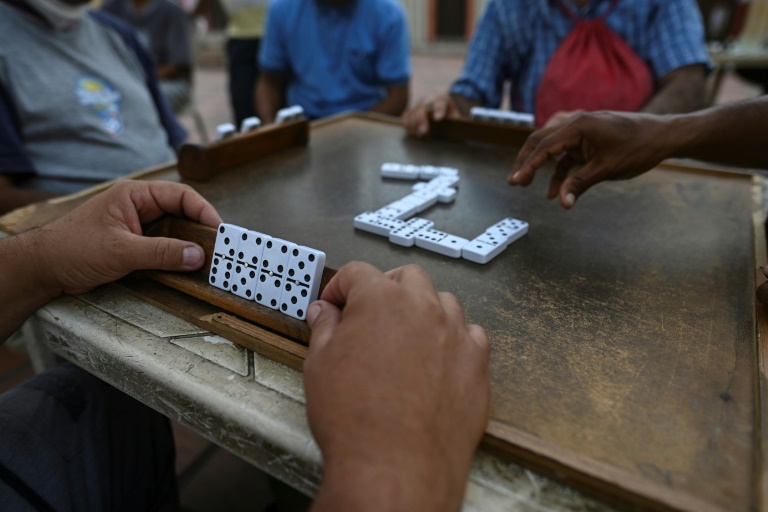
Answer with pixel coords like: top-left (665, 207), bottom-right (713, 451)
top-left (402, 92), bottom-right (481, 138)
top-left (369, 83), bottom-right (409, 117)
top-left (305, 263), bottom-right (489, 512)
top-left (509, 96), bottom-right (768, 208)
top-left (255, 72), bottom-right (286, 124)
top-left (0, 181), bottom-right (221, 343)
top-left (156, 63), bottom-right (189, 81)
top-left (0, 175), bottom-right (58, 216)
top-left (641, 64), bottom-right (707, 115)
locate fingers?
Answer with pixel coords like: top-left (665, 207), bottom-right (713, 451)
top-left (467, 324), bottom-right (490, 359)
top-left (432, 96), bottom-right (449, 121)
top-left (558, 161), bottom-right (603, 209)
top-left (508, 125), bottom-right (582, 187)
top-left (384, 264), bottom-right (438, 295)
top-left (306, 299), bottom-right (343, 355)
top-left (121, 234), bottom-right (206, 272)
top-left (403, 102), bottom-right (431, 138)
top-left (134, 181), bottom-right (222, 227)
top-left (320, 261), bottom-right (384, 308)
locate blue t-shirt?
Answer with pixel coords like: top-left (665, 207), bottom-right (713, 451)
top-left (259, 0), bottom-right (410, 119)
top-left (451, 0), bottom-right (711, 113)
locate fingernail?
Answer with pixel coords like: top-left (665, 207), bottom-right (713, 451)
top-left (306, 302), bottom-right (322, 327)
top-left (183, 246), bottom-right (203, 267)
top-left (511, 171), bottom-right (520, 182)
top-left (565, 193), bottom-right (576, 207)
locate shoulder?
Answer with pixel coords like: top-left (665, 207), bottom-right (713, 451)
top-left (89, 9), bottom-right (137, 38)
top-left (267, 0), bottom-right (301, 20)
top-left (157, 0), bottom-right (187, 17)
top-left (368, 0), bottom-right (406, 18)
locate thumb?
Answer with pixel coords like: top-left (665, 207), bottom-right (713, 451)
top-left (560, 162), bottom-right (602, 209)
top-left (306, 300), bottom-right (342, 355)
top-left (433, 99), bottom-right (448, 121)
top-left (127, 235), bottom-right (206, 272)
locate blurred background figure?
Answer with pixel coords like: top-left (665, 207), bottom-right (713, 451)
top-left (102, 0), bottom-right (194, 113)
top-left (255, 0), bottom-right (410, 123)
top-left (196, 0), bottom-right (269, 127)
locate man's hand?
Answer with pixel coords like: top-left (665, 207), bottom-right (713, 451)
top-left (508, 111), bottom-right (674, 208)
top-left (402, 93), bottom-right (461, 138)
top-left (304, 262), bottom-right (489, 512)
top-left (33, 180), bottom-right (222, 297)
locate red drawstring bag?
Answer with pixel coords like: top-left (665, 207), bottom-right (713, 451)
top-left (534, 0), bottom-right (653, 127)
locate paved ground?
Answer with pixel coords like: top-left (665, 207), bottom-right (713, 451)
top-left (1, 49), bottom-right (763, 512)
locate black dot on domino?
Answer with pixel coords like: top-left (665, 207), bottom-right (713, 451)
top-left (304, 274), bottom-right (310, 282)
top-left (308, 254), bottom-right (315, 262)
top-left (292, 248), bottom-right (299, 257)
top-left (291, 296), bottom-right (297, 304)
top-left (238, 252), bottom-right (244, 259)
top-left (260, 274), bottom-right (266, 282)
top-left (288, 269), bottom-right (295, 277)
top-left (224, 237), bottom-right (230, 245)
top-left (212, 267), bottom-right (218, 274)
top-left (210, 276), bottom-right (216, 283)
top-left (281, 304), bottom-right (287, 311)
top-left (273, 279), bottom-right (280, 287)
top-left (226, 261), bottom-right (233, 270)
top-left (281, 245), bottom-right (287, 254)
top-left (277, 265), bottom-right (284, 273)
top-left (270, 299), bottom-right (277, 307)
top-left (219, 226), bottom-right (225, 233)
top-left (285, 283), bottom-right (292, 291)
top-left (263, 259), bottom-right (269, 268)
top-left (266, 241), bottom-right (273, 249)
top-left (241, 233), bottom-right (247, 241)
top-left (246, 290), bottom-right (252, 297)
top-left (223, 281), bottom-right (229, 287)
top-left (256, 293), bottom-right (262, 300)
top-left (298, 262), bottom-right (305, 269)
top-left (256, 237), bottom-right (262, 244)
top-left (213, 256), bottom-right (220, 264)
top-left (249, 270), bottom-right (256, 278)
top-left (301, 289), bottom-right (307, 297)
top-left (225, 272), bottom-right (231, 279)
top-left (297, 309), bottom-right (303, 317)
top-left (232, 284), bottom-right (238, 292)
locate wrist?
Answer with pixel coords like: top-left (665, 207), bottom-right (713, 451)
top-left (314, 439), bottom-right (465, 512)
top-left (660, 113), bottom-right (704, 162)
top-left (16, 228), bottom-right (62, 303)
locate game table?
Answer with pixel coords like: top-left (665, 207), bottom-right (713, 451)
top-left (3, 112), bottom-right (766, 512)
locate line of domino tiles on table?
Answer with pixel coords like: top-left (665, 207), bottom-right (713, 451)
top-left (208, 223), bottom-right (325, 321)
top-left (469, 106), bottom-right (535, 128)
top-left (353, 164), bottom-right (529, 263)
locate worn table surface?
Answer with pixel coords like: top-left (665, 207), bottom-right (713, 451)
top-left (15, 113), bottom-right (763, 511)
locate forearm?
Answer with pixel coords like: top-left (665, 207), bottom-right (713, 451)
top-left (662, 97), bottom-right (768, 169)
top-left (312, 458), bottom-right (458, 512)
top-left (0, 230), bottom-right (59, 342)
top-left (0, 178), bottom-right (58, 216)
top-left (640, 65), bottom-right (706, 115)
top-left (450, 93), bottom-right (481, 117)
top-left (369, 85), bottom-right (409, 117)
top-left (255, 76), bottom-right (284, 124)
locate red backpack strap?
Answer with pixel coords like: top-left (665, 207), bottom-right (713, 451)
top-left (557, 0), bottom-right (620, 23)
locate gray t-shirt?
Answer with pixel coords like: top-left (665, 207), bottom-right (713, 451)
top-left (0, 5), bottom-right (178, 194)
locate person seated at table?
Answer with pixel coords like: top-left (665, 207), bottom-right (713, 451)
top-left (508, 97), bottom-right (768, 208)
top-left (101, 0), bottom-right (194, 113)
top-left (255, 0), bottom-right (410, 123)
top-left (0, 180), bottom-right (489, 511)
top-left (0, 0), bottom-right (186, 215)
top-left (404, 0), bottom-right (711, 136)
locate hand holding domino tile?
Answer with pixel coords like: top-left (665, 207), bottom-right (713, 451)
top-left (303, 262), bottom-right (490, 511)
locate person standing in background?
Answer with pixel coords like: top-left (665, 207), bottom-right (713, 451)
top-left (196, 0), bottom-right (269, 127)
top-left (103, 0), bottom-right (194, 113)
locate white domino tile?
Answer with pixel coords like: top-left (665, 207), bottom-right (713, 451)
top-left (214, 224), bottom-right (245, 259)
top-left (209, 255), bottom-right (235, 291)
top-left (280, 246), bottom-right (326, 320)
top-left (255, 238), bottom-right (296, 310)
top-left (275, 105), bottom-right (304, 124)
top-left (231, 262), bottom-right (259, 300)
top-left (419, 166), bottom-right (440, 180)
top-left (215, 123), bottom-right (236, 140)
top-left (462, 217), bottom-right (529, 264)
top-left (470, 107), bottom-right (534, 127)
top-left (354, 212), bottom-right (407, 236)
top-left (381, 163), bottom-right (421, 180)
top-left (389, 218), bottom-right (434, 247)
top-left (240, 116), bottom-right (262, 133)
top-left (235, 230), bottom-right (269, 268)
top-left (415, 229), bottom-right (469, 258)
top-left (437, 187), bottom-right (457, 203)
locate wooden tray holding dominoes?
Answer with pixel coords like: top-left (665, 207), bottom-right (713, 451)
top-left (3, 112), bottom-right (765, 512)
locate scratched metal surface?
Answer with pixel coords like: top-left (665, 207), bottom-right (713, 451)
top-left (182, 117), bottom-right (756, 511)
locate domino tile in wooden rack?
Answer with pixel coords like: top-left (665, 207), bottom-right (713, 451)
top-left (470, 107), bottom-right (535, 128)
top-left (209, 223), bottom-right (325, 321)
